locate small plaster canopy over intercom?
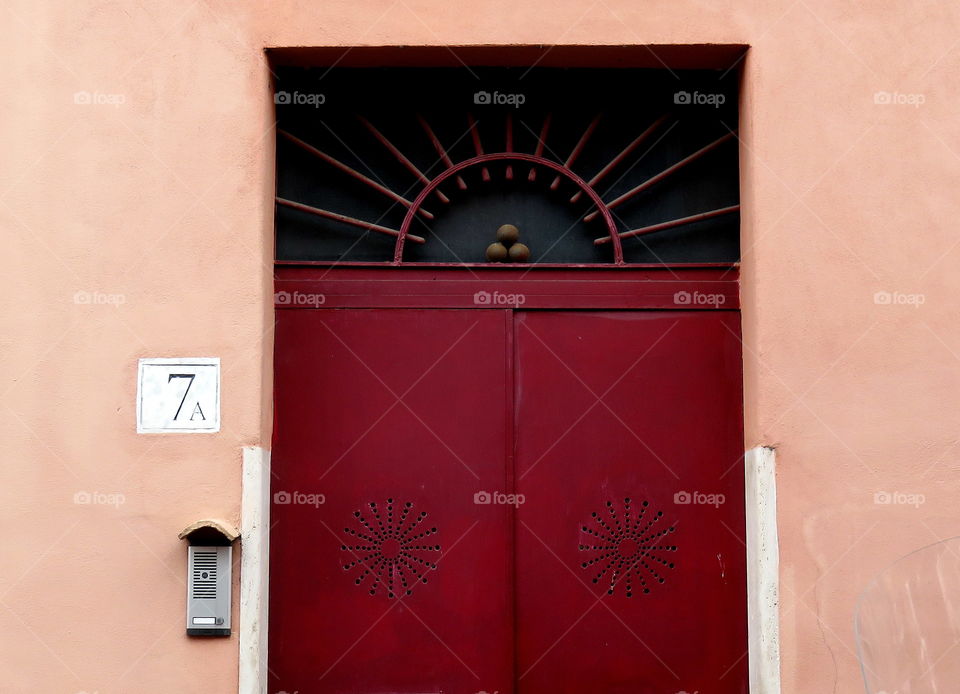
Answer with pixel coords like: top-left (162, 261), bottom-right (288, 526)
top-left (178, 518), bottom-right (239, 545)
top-left (179, 519), bottom-right (238, 636)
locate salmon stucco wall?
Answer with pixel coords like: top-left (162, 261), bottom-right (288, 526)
top-left (3, 1), bottom-right (960, 693)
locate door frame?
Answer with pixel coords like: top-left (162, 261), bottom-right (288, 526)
top-left (274, 263), bottom-right (741, 311)
top-left (240, 263), bottom-right (780, 694)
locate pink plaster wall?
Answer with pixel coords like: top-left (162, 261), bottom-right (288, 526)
top-left (2, 1), bottom-right (960, 692)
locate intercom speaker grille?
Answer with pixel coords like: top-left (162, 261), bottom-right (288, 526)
top-left (191, 550), bottom-right (219, 600)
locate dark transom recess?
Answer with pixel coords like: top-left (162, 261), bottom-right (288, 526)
top-left (274, 66), bottom-right (740, 265)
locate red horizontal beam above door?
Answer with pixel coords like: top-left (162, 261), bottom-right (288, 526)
top-left (274, 265), bottom-right (740, 310)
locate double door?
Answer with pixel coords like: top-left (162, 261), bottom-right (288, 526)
top-left (270, 306), bottom-right (747, 694)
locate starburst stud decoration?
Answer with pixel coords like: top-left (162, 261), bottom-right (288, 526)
top-left (578, 497), bottom-right (677, 597)
top-left (341, 499), bottom-right (440, 598)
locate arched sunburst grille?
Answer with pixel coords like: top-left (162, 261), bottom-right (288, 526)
top-left (275, 66), bottom-right (739, 265)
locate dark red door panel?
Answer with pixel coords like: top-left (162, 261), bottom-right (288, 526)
top-left (270, 309), bottom-right (514, 694)
top-left (514, 311), bottom-right (747, 694)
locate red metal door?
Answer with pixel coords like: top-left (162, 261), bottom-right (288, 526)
top-left (514, 311), bottom-right (747, 694)
top-left (270, 308), bottom-right (515, 694)
top-left (270, 288), bottom-right (746, 694)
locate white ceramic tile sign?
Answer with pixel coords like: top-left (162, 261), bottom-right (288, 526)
top-left (136, 358), bottom-right (220, 433)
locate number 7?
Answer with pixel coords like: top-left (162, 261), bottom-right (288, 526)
top-left (168, 373), bottom-right (196, 420)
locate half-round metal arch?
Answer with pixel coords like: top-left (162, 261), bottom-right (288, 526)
top-left (394, 153), bottom-right (623, 264)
